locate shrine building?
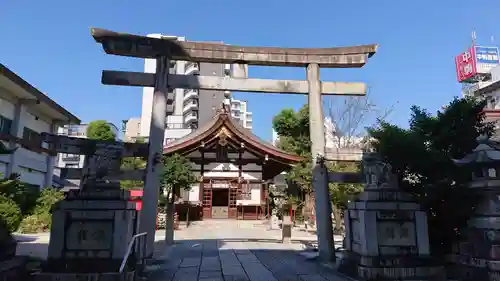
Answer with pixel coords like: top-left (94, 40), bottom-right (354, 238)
top-left (163, 107), bottom-right (303, 220)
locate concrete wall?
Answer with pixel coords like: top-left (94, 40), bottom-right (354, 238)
top-left (124, 117), bottom-right (141, 141)
top-left (0, 95), bottom-right (57, 187)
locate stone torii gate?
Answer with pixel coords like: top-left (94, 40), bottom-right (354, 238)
top-left (90, 28), bottom-right (378, 261)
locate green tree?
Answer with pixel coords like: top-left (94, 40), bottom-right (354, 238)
top-left (120, 157), bottom-right (147, 190)
top-left (159, 154), bottom-right (197, 201)
top-left (160, 153), bottom-right (197, 245)
top-left (367, 96), bottom-right (494, 256)
top-left (86, 120), bottom-right (116, 141)
top-left (120, 138), bottom-right (148, 190)
top-left (272, 105), bottom-right (315, 222)
top-left (273, 99), bottom-right (387, 232)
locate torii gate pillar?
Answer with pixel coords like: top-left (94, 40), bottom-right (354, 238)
top-left (308, 63), bottom-right (335, 261)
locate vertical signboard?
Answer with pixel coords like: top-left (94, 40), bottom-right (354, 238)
top-left (474, 46), bottom-right (500, 74)
top-left (455, 47), bottom-right (476, 82)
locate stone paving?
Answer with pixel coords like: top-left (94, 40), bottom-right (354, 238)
top-left (149, 220), bottom-right (348, 281)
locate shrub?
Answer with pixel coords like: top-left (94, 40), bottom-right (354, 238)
top-left (33, 187), bottom-right (64, 214)
top-left (0, 194), bottom-right (22, 232)
top-left (16, 188), bottom-right (64, 234)
top-left (18, 212), bottom-right (52, 234)
top-left (0, 174), bottom-right (40, 215)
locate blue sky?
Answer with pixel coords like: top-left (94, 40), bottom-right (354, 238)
top-left (1, 0), bottom-right (500, 141)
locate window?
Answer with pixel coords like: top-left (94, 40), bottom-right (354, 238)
top-left (0, 116), bottom-right (12, 135)
top-left (23, 127), bottom-right (41, 146)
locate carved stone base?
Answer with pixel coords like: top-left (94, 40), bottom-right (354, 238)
top-left (339, 253), bottom-right (445, 280)
top-left (447, 237), bottom-right (500, 280)
top-left (39, 194), bottom-right (138, 275)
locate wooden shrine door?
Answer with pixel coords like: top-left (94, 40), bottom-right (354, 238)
top-left (228, 183), bottom-right (239, 219)
top-left (202, 182), bottom-right (212, 219)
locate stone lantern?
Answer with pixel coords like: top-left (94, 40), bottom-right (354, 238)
top-left (449, 135), bottom-right (500, 281)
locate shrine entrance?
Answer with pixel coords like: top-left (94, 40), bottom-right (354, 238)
top-left (211, 188), bottom-right (229, 219)
top-left (202, 179), bottom-right (239, 219)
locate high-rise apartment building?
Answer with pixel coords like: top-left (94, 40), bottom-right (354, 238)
top-left (230, 99), bottom-right (253, 130)
top-left (139, 34), bottom-right (233, 139)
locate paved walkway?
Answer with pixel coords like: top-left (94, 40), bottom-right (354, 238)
top-left (149, 220), bottom-right (347, 281)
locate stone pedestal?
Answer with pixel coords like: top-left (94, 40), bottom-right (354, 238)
top-left (447, 136), bottom-right (500, 281)
top-left (282, 215), bottom-right (292, 244)
top-left (339, 153), bottom-right (445, 280)
top-left (33, 189), bottom-right (139, 281)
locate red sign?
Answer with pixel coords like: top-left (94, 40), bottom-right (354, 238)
top-left (129, 189), bottom-right (144, 211)
top-left (455, 47), bottom-right (477, 82)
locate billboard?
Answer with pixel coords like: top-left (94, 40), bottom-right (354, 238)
top-left (456, 46), bottom-right (500, 83)
top-left (475, 46), bottom-right (500, 74)
top-left (455, 47), bottom-right (476, 82)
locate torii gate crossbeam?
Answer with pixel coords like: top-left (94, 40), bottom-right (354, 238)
top-left (91, 27), bottom-right (378, 262)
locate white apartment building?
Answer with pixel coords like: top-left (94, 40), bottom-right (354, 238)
top-left (230, 99), bottom-right (253, 130)
top-left (123, 117), bottom-right (141, 142)
top-left (0, 63), bottom-right (80, 187)
top-left (55, 123), bottom-right (119, 169)
top-left (124, 115), bottom-right (193, 145)
top-left (470, 65), bottom-right (500, 134)
top-left (271, 116), bottom-right (363, 161)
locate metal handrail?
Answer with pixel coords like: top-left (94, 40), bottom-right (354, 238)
top-left (119, 232), bottom-right (147, 274)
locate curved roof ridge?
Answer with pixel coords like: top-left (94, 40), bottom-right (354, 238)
top-left (163, 111), bottom-right (303, 163)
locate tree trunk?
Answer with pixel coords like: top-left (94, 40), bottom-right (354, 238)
top-left (332, 204), bottom-right (343, 235)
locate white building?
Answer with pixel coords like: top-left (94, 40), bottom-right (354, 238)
top-left (230, 99), bottom-right (253, 130)
top-left (469, 65), bottom-right (500, 137)
top-left (55, 123), bottom-right (119, 169)
top-left (124, 115), bottom-right (193, 145)
top-left (123, 117), bottom-right (141, 142)
top-left (271, 116), bottom-right (363, 161)
top-left (131, 34), bottom-right (253, 145)
top-left (0, 63), bottom-right (80, 187)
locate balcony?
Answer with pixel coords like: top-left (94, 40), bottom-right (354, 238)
top-left (184, 112), bottom-right (198, 124)
top-left (183, 100), bottom-right (199, 113)
top-left (185, 62), bottom-right (199, 75)
top-left (183, 89), bottom-right (198, 101)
